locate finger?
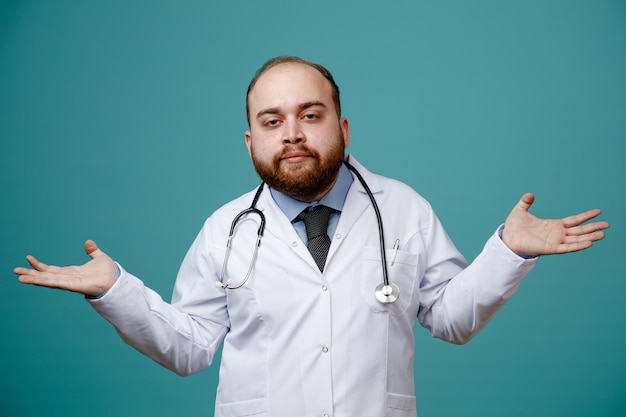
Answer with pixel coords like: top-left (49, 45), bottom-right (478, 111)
top-left (25, 255), bottom-right (62, 273)
top-left (18, 270), bottom-right (71, 289)
top-left (563, 230), bottom-right (606, 244)
top-left (556, 241), bottom-right (594, 254)
top-left (562, 209), bottom-right (603, 228)
top-left (16, 262), bottom-right (81, 291)
top-left (566, 221), bottom-right (610, 236)
top-left (516, 193), bottom-right (535, 212)
top-left (13, 266), bottom-right (35, 276)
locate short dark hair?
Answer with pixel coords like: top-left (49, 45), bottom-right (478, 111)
top-left (246, 56), bottom-right (341, 126)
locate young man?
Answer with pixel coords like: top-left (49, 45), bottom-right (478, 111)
top-left (14, 56), bottom-right (609, 417)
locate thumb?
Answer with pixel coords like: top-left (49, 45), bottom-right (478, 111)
top-left (516, 193), bottom-right (535, 213)
top-left (84, 239), bottom-right (103, 259)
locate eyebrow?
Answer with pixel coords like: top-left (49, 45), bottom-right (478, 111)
top-left (256, 101), bottom-right (327, 120)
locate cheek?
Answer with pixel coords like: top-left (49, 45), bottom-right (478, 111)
top-left (251, 140), bottom-right (269, 156)
top-left (249, 139), bottom-right (277, 164)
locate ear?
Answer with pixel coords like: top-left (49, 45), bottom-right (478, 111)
top-left (340, 117), bottom-right (350, 148)
top-left (244, 130), bottom-right (252, 157)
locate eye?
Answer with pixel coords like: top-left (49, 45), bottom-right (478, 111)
top-left (303, 113), bottom-right (319, 121)
top-left (264, 119), bottom-right (281, 127)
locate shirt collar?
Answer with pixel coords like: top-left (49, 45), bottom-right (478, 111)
top-left (270, 162), bottom-right (354, 222)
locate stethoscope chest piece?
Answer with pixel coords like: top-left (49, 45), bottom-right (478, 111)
top-left (375, 282), bottom-right (400, 304)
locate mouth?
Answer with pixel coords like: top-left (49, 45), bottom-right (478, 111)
top-left (280, 150), bottom-right (313, 164)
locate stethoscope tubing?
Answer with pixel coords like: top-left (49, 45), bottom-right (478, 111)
top-left (343, 161), bottom-right (391, 288)
top-left (218, 185), bottom-right (265, 290)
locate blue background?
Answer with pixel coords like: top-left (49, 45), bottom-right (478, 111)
top-left (1, 1), bottom-right (624, 416)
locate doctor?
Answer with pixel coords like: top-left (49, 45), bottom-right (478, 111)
top-left (14, 56), bottom-right (609, 417)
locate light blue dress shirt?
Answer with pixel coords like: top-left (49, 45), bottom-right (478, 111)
top-left (269, 162), bottom-right (353, 244)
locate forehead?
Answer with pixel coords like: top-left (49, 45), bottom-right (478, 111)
top-left (248, 63), bottom-right (335, 113)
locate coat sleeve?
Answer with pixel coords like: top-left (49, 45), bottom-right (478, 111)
top-left (87, 221), bottom-right (230, 376)
top-left (416, 206), bottom-right (537, 344)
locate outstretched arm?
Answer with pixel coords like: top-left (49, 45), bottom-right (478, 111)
top-left (502, 193), bottom-right (609, 257)
top-left (13, 240), bottom-right (117, 297)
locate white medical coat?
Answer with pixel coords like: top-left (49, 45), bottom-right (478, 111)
top-left (89, 156), bottom-right (536, 417)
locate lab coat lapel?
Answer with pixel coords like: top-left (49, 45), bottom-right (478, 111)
top-left (255, 186), bottom-right (322, 273)
top-left (327, 157), bottom-right (383, 264)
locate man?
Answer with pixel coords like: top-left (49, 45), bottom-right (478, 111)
top-left (14, 56), bottom-right (609, 417)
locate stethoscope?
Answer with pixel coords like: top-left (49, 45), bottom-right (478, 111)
top-left (215, 160), bottom-right (400, 304)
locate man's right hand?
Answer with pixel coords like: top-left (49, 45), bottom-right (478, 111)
top-left (13, 240), bottom-right (117, 297)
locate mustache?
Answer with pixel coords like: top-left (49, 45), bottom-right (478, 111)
top-left (278, 145), bottom-right (318, 159)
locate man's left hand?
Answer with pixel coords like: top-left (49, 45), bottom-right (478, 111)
top-left (502, 193), bottom-right (609, 257)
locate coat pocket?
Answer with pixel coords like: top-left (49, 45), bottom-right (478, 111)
top-left (359, 246), bottom-right (418, 316)
top-left (386, 392), bottom-right (417, 417)
top-left (215, 397), bottom-right (267, 417)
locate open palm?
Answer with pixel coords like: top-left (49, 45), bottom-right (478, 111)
top-left (13, 240), bottom-right (117, 297)
top-left (502, 193), bottom-right (609, 257)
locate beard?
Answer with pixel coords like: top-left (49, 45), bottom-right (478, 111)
top-left (250, 136), bottom-right (345, 202)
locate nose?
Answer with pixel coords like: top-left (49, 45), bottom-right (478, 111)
top-left (282, 120), bottom-right (304, 144)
